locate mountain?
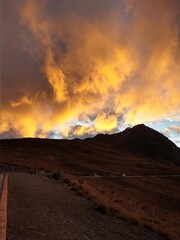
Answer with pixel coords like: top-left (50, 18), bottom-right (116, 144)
top-left (93, 124), bottom-right (180, 164)
top-left (0, 124), bottom-right (180, 175)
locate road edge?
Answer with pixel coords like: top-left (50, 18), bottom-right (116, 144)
top-left (0, 174), bottom-right (8, 240)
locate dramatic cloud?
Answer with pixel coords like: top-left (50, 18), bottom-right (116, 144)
top-left (1, 0), bottom-right (180, 139)
top-left (162, 126), bottom-right (180, 147)
top-left (94, 113), bottom-right (118, 132)
top-left (162, 126), bottom-right (180, 136)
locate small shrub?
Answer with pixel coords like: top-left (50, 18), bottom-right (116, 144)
top-left (63, 178), bottom-right (71, 184)
top-left (96, 204), bottom-right (109, 215)
top-left (29, 169), bottom-right (36, 174)
top-left (71, 186), bottom-right (78, 191)
top-left (52, 171), bottom-right (61, 180)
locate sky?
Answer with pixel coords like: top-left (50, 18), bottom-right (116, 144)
top-left (1, 0), bottom-right (180, 146)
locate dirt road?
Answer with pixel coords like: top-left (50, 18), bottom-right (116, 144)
top-left (7, 173), bottom-right (165, 240)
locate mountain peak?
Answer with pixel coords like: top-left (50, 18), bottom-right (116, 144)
top-left (133, 123), bottom-right (146, 128)
top-left (111, 124), bottom-right (180, 164)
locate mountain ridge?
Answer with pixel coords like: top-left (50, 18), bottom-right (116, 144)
top-left (1, 124), bottom-right (180, 167)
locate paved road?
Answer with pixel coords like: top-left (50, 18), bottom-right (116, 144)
top-left (0, 174), bottom-right (4, 198)
top-left (82, 173), bottom-right (180, 179)
top-left (8, 173), bottom-right (165, 240)
top-left (124, 174), bottom-right (180, 178)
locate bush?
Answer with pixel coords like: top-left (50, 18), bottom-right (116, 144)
top-left (63, 178), bottom-right (71, 184)
top-left (52, 171), bottom-right (61, 180)
top-left (96, 204), bottom-right (109, 215)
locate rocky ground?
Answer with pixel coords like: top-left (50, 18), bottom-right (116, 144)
top-left (7, 173), bottom-right (166, 240)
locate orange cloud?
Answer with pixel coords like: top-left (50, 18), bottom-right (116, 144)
top-left (10, 96), bottom-right (33, 108)
top-left (1, 0), bottom-right (180, 138)
top-left (94, 113), bottom-right (118, 132)
top-left (60, 124), bottom-right (95, 138)
top-left (45, 50), bottom-right (67, 102)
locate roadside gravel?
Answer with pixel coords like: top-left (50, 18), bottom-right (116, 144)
top-left (7, 173), bottom-right (165, 240)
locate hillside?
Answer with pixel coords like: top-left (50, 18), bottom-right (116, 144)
top-left (0, 124), bottom-right (180, 174)
top-left (93, 124), bottom-right (180, 164)
top-left (1, 124), bottom-right (180, 239)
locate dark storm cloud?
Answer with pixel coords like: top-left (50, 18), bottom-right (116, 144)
top-left (1, 0), bottom-right (51, 106)
top-left (1, 0), bottom-right (180, 139)
top-left (0, 126), bottom-right (22, 139)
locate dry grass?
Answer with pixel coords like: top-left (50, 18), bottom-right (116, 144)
top-left (59, 173), bottom-right (180, 240)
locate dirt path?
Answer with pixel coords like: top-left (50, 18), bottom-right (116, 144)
top-left (7, 173), bottom-right (165, 240)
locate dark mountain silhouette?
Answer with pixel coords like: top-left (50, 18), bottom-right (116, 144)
top-left (0, 124), bottom-right (180, 174)
top-left (93, 124), bottom-right (180, 164)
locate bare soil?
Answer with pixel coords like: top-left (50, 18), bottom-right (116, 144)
top-left (7, 173), bottom-right (165, 240)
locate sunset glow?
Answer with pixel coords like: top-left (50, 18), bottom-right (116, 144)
top-left (1, 0), bottom-right (180, 146)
